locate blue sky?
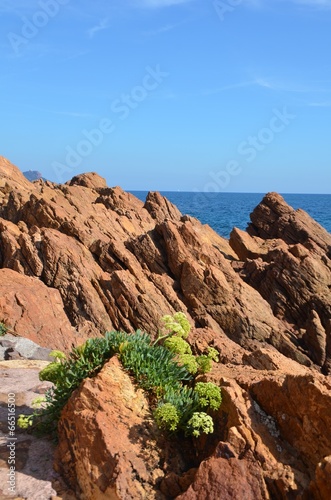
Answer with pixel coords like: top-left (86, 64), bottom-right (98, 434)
top-left (1, 0), bottom-right (330, 193)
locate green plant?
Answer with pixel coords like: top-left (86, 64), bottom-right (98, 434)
top-left (194, 382), bottom-right (222, 411)
top-left (117, 330), bottom-right (192, 393)
top-left (0, 322), bottom-right (18, 337)
top-left (19, 335), bottom-right (117, 434)
top-left (186, 412), bottom-right (214, 437)
top-left (18, 312), bottom-right (222, 440)
top-left (196, 355), bottom-right (212, 374)
top-left (159, 312), bottom-right (191, 340)
top-left (0, 322), bottom-right (7, 337)
top-left (164, 336), bottom-right (192, 355)
top-left (207, 347), bottom-right (219, 362)
top-left (177, 353), bottom-right (198, 375)
top-left (154, 403), bottom-right (180, 431)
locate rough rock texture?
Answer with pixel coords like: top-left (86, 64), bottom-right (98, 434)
top-left (229, 192), bottom-right (331, 373)
top-left (1, 158), bottom-right (331, 499)
top-left (309, 456), bottom-right (331, 500)
top-left (1, 158), bottom-right (308, 364)
top-left (0, 268), bottom-right (76, 352)
top-left (177, 445), bottom-right (267, 500)
top-left (0, 333), bottom-right (52, 361)
top-left (55, 356), bottom-right (165, 499)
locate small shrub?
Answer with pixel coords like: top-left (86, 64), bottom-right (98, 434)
top-left (186, 412), bottom-right (214, 437)
top-left (161, 312), bottom-right (191, 339)
top-left (196, 355), bottom-right (212, 374)
top-left (178, 353), bottom-right (198, 375)
top-left (207, 347), bottom-right (219, 362)
top-left (164, 336), bottom-right (192, 355)
top-left (194, 382), bottom-right (222, 411)
top-left (154, 403), bottom-right (180, 431)
top-left (19, 312), bottom-right (222, 440)
top-left (39, 361), bottom-right (65, 384)
top-left (117, 330), bottom-right (192, 393)
top-left (19, 334), bottom-right (117, 434)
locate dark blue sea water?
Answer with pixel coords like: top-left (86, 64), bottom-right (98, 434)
top-left (131, 192), bottom-right (331, 239)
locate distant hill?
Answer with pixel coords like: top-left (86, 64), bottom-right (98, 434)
top-left (23, 170), bottom-right (44, 182)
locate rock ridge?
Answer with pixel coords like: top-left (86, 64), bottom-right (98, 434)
top-left (0, 157), bottom-right (331, 498)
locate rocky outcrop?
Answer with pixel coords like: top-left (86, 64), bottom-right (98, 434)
top-left (177, 446), bottom-right (268, 500)
top-left (247, 191), bottom-right (331, 257)
top-left (1, 157), bottom-right (331, 499)
top-left (0, 158), bottom-right (309, 364)
top-left (229, 192), bottom-right (331, 373)
top-left (55, 356), bottom-right (165, 499)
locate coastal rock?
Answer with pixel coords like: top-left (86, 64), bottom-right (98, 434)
top-left (1, 157), bottom-right (331, 498)
top-left (0, 157), bottom-right (306, 367)
top-left (68, 172), bottom-right (107, 189)
top-left (55, 356), bottom-right (165, 499)
top-left (0, 268), bottom-right (76, 351)
top-left (249, 374), bottom-right (331, 469)
top-left (229, 193), bottom-right (331, 373)
top-left (177, 449), bottom-right (267, 500)
top-left (309, 456), bottom-right (331, 500)
top-left (247, 191), bottom-right (331, 257)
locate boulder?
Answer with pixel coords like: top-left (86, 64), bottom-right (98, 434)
top-left (177, 448), bottom-right (268, 500)
top-left (55, 356), bottom-right (165, 499)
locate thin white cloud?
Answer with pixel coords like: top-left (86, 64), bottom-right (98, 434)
top-left (201, 80), bottom-right (258, 95)
top-left (143, 20), bottom-right (187, 36)
top-left (252, 77), bottom-right (331, 93)
top-left (87, 18), bottom-right (110, 38)
top-left (196, 77), bottom-right (331, 98)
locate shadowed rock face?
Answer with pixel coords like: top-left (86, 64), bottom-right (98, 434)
top-left (1, 157), bottom-right (331, 498)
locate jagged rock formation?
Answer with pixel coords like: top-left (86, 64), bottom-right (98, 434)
top-left (0, 156), bottom-right (331, 499)
top-left (230, 192), bottom-right (331, 373)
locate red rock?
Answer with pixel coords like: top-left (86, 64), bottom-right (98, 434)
top-left (68, 172), bottom-right (107, 189)
top-left (177, 448), bottom-right (268, 500)
top-left (0, 268), bottom-right (75, 351)
top-left (144, 190), bottom-right (182, 223)
top-left (250, 374), bottom-right (331, 468)
top-left (247, 192), bottom-right (331, 257)
top-left (309, 456), bottom-right (331, 500)
top-left (230, 193), bottom-right (331, 372)
top-left (1, 158), bottom-right (331, 498)
top-left (55, 356), bottom-right (165, 499)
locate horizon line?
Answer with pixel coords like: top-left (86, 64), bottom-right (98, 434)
top-left (128, 190), bottom-right (331, 196)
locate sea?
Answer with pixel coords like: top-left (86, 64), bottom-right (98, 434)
top-left (130, 192), bottom-right (331, 239)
